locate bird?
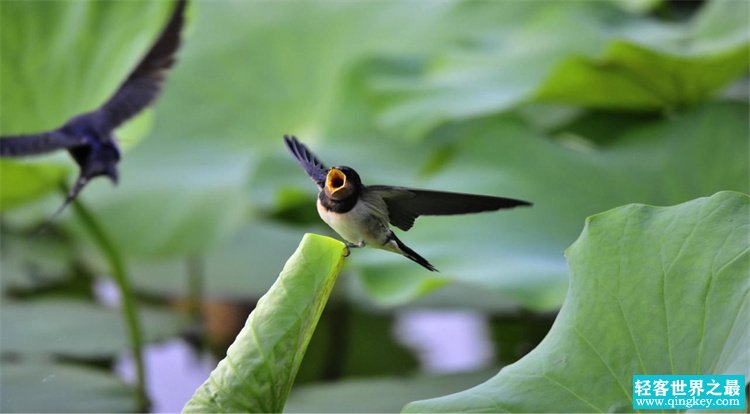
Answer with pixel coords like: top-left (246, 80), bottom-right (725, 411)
top-left (283, 135), bottom-right (532, 271)
top-left (0, 0), bottom-right (187, 217)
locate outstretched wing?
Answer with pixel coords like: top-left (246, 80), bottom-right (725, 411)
top-left (370, 185), bottom-right (532, 231)
top-left (1, 0), bottom-right (186, 157)
top-left (284, 135), bottom-right (328, 188)
top-left (0, 131), bottom-right (85, 156)
top-left (97, 0), bottom-right (186, 130)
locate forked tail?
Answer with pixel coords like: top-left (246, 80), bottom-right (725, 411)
top-left (390, 233), bottom-right (438, 272)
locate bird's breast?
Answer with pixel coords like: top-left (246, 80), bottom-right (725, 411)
top-left (317, 197), bottom-right (389, 245)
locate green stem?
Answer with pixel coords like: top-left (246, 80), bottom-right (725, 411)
top-left (186, 255), bottom-right (204, 326)
top-left (67, 193), bottom-right (149, 411)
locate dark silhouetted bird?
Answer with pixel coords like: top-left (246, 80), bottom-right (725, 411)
top-left (0, 0), bottom-right (187, 215)
top-left (284, 135), bottom-right (532, 271)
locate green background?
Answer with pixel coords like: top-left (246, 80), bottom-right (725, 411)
top-left (1, 0), bottom-right (747, 412)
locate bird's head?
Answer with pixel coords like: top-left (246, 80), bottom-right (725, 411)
top-left (325, 166), bottom-right (361, 200)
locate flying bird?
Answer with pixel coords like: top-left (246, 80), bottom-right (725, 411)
top-left (0, 0), bottom-right (187, 215)
top-left (284, 135), bottom-right (532, 271)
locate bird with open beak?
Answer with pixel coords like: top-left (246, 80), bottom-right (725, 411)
top-left (284, 135), bottom-right (532, 272)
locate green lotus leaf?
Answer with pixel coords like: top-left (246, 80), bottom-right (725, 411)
top-left (405, 191), bottom-right (749, 412)
top-left (183, 234), bottom-right (347, 413)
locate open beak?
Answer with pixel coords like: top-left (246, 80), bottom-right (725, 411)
top-left (326, 168), bottom-right (347, 194)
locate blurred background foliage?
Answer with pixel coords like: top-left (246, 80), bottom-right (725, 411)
top-left (0, 0), bottom-right (747, 412)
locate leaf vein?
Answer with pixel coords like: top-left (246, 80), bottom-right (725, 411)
top-left (710, 290), bottom-right (750, 373)
top-left (542, 373), bottom-right (605, 412)
top-left (696, 227), bottom-right (737, 372)
top-left (617, 300), bottom-right (648, 374)
top-left (574, 327), bottom-right (630, 399)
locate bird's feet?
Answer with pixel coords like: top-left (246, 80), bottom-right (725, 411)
top-left (344, 241), bottom-right (365, 257)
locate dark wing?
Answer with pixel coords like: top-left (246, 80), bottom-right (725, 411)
top-left (284, 135), bottom-right (327, 188)
top-left (370, 185), bottom-right (532, 231)
top-left (0, 131), bottom-right (85, 156)
top-left (97, 0), bottom-right (186, 130)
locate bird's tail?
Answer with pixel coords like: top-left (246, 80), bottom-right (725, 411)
top-left (390, 233), bottom-right (438, 272)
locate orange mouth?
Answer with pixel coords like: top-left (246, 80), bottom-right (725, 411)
top-left (326, 168), bottom-right (346, 193)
